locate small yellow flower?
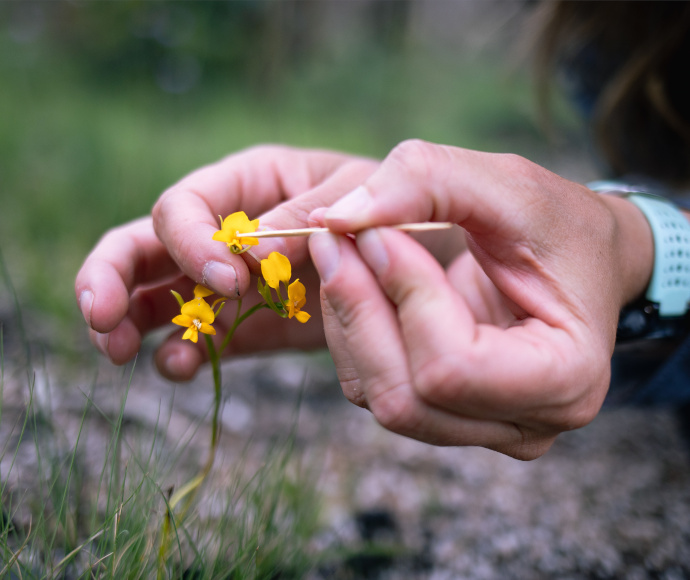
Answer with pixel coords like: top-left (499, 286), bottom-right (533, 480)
top-left (212, 211), bottom-right (259, 254)
top-left (260, 251), bottom-right (291, 290)
top-left (287, 279), bottom-right (310, 323)
top-left (172, 297), bottom-right (217, 343)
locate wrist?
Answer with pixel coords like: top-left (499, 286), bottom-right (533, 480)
top-left (599, 192), bottom-right (655, 308)
top-left (595, 185), bottom-right (690, 342)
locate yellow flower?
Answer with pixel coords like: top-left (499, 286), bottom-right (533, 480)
top-left (212, 211), bottom-right (259, 254)
top-left (287, 279), bottom-right (310, 323)
top-left (172, 297), bottom-right (217, 343)
top-left (260, 251), bottom-right (291, 290)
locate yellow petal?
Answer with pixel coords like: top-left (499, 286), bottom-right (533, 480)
top-left (194, 285), bottom-right (214, 299)
top-left (295, 310), bottom-right (311, 323)
top-left (172, 314), bottom-right (193, 327)
top-left (182, 326), bottom-right (198, 342)
top-left (223, 211), bottom-right (257, 234)
top-left (213, 212), bottom-right (260, 248)
top-left (287, 279), bottom-right (309, 322)
top-left (287, 279), bottom-right (306, 304)
top-left (261, 252), bottom-right (292, 289)
top-left (199, 323), bottom-right (216, 335)
top-left (181, 299), bottom-right (215, 324)
top-left (212, 230), bottom-right (233, 242)
top-left (237, 236), bottom-right (259, 247)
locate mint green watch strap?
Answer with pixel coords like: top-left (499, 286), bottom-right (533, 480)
top-left (627, 193), bottom-right (690, 316)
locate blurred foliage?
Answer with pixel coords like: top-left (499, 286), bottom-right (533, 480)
top-left (0, 0), bottom-right (576, 333)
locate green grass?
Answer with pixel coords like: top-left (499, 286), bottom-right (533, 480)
top-left (0, 332), bottom-right (322, 579)
top-left (0, 243), bottom-right (321, 578)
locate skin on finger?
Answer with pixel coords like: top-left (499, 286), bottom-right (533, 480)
top-left (310, 232), bottom-right (549, 457)
top-left (445, 251), bottom-right (522, 327)
top-left (355, 227), bottom-right (609, 431)
top-left (75, 216), bottom-right (180, 334)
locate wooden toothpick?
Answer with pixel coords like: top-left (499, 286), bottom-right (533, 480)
top-left (235, 222), bottom-right (454, 239)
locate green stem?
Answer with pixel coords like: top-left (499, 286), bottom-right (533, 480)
top-left (158, 297), bottom-right (268, 571)
top-left (219, 300), bottom-right (269, 355)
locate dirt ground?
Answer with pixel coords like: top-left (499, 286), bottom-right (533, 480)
top-left (4, 330), bottom-right (689, 580)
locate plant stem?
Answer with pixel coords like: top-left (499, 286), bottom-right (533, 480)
top-left (158, 298), bottom-right (266, 574)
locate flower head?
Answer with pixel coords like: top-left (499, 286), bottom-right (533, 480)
top-left (171, 285), bottom-right (220, 343)
top-left (260, 251), bottom-right (291, 290)
top-left (287, 279), bottom-right (310, 323)
top-left (172, 298), bottom-right (216, 343)
top-left (212, 211), bottom-right (259, 254)
top-left (257, 251), bottom-right (310, 324)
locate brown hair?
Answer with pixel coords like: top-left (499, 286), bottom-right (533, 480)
top-left (534, 1), bottom-right (690, 187)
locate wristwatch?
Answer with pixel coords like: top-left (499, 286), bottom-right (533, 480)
top-left (588, 181), bottom-right (690, 342)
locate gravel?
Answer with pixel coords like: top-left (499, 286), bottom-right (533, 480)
top-left (3, 322), bottom-right (690, 579)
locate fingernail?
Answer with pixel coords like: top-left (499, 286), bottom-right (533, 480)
top-left (78, 289), bottom-right (94, 326)
top-left (203, 261), bottom-right (238, 297)
top-left (309, 233), bottom-right (341, 284)
top-left (95, 332), bottom-right (109, 356)
top-left (325, 186), bottom-right (372, 223)
top-left (357, 229), bottom-right (389, 276)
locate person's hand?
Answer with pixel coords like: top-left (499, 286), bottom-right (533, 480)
top-left (75, 145), bottom-right (378, 380)
top-left (308, 140), bottom-right (654, 459)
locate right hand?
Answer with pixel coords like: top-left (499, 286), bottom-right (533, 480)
top-left (308, 140), bottom-right (655, 458)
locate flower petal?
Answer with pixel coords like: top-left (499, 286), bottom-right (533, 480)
top-left (261, 252), bottom-right (292, 289)
top-left (181, 299), bottom-right (215, 323)
top-left (212, 230), bottom-right (233, 242)
top-left (182, 326), bottom-right (198, 342)
top-left (193, 285), bottom-right (214, 299)
top-left (287, 279), bottom-right (309, 322)
top-left (172, 314), bottom-right (193, 327)
top-left (287, 279), bottom-right (306, 304)
top-left (295, 310), bottom-right (311, 323)
top-left (199, 323), bottom-right (216, 335)
top-left (214, 211), bottom-right (260, 250)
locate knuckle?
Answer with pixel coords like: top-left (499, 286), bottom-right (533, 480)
top-left (548, 361), bottom-right (610, 432)
top-left (507, 436), bottom-right (556, 461)
top-left (412, 352), bottom-right (464, 405)
top-left (338, 373), bottom-right (368, 408)
top-left (388, 139), bottom-right (442, 180)
top-left (151, 187), bottom-right (177, 233)
top-left (496, 152), bottom-right (539, 178)
top-left (326, 290), bottom-right (375, 333)
top-left (554, 397), bottom-right (601, 432)
top-left (368, 383), bottom-right (420, 435)
top-left (273, 199), bottom-right (311, 228)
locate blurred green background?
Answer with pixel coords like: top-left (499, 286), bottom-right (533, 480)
top-left (0, 1), bottom-right (582, 331)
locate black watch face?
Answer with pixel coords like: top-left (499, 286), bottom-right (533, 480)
top-left (617, 301), bottom-right (689, 342)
